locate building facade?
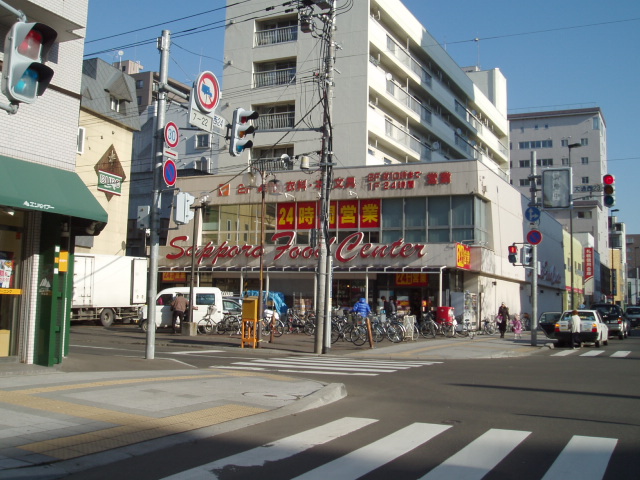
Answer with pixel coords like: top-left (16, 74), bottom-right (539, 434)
top-left (160, 161), bottom-right (566, 327)
top-left (220, 0), bottom-right (509, 175)
top-left (0, 1), bottom-right (108, 365)
top-left (508, 107), bottom-right (611, 305)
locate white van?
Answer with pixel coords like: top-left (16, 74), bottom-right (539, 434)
top-left (139, 287), bottom-right (224, 331)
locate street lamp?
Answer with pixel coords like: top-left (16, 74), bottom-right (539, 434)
top-left (567, 142), bottom-right (581, 310)
top-left (189, 193), bottom-right (210, 324)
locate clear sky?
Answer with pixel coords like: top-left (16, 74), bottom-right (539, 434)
top-left (85, 0), bottom-right (640, 233)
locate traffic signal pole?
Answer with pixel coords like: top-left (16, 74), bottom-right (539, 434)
top-left (529, 151), bottom-right (538, 346)
top-left (145, 29), bottom-right (171, 360)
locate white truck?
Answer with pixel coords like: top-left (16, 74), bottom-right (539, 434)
top-left (72, 253), bottom-right (148, 327)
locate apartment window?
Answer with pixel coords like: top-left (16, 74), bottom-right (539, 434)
top-left (257, 104), bottom-right (295, 130)
top-left (519, 159), bottom-right (530, 168)
top-left (520, 127), bottom-right (524, 133)
top-left (196, 157), bottom-right (209, 173)
top-left (581, 177), bottom-right (589, 184)
top-left (136, 96), bottom-right (142, 105)
top-left (578, 211), bottom-right (593, 219)
top-left (536, 158), bottom-right (553, 167)
top-left (254, 60), bottom-right (296, 88)
top-left (561, 139), bottom-right (568, 147)
top-left (581, 157), bottom-right (589, 165)
top-left (534, 125), bottom-right (538, 130)
top-left (581, 138), bottom-right (588, 146)
top-left (196, 133), bottom-right (210, 149)
top-left (561, 157), bottom-right (569, 165)
top-left (110, 96), bottom-right (125, 112)
top-left (593, 117), bottom-right (600, 130)
top-left (255, 18), bottom-right (297, 46)
top-left (518, 140), bottom-right (553, 149)
top-left (136, 79), bottom-right (144, 89)
top-left (519, 179), bottom-right (530, 187)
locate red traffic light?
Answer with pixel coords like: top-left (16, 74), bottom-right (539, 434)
top-left (603, 174), bottom-right (615, 185)
top-left (508, 245), bottom-right (518, 254)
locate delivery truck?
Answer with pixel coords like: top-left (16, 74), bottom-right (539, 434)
top-left (72, 254), bottom-right (148, 327)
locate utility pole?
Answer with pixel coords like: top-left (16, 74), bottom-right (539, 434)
top-left (529, 151), bottom-right (538, 346)
top-left (314, 0), bottom-right (337, 354)
top-left (145, 30), bottom-right (170, 360)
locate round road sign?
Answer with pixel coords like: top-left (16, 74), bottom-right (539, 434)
top-left (163, 159), bottom-right (177, 187)
top-left (527, 229), bottom-right (543, 245)
top-left (164, 122), bottom-right (179, 148)
top-left (194, 71), bottom-right (220, 113)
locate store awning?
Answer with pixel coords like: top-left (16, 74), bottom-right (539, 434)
top-left (0, 156), bottom-right (108, 223)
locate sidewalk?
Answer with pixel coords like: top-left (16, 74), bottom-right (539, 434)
top-left (0, 330), bottom-right (552, 479)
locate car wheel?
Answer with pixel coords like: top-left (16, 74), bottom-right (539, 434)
top-left (595, 338), bottom-right (601, 348)
top-left (618, 332), bottom-right (624, 340)
top-left (556, 340), bottom-right (565, 348)
top-left (603, 338), bottom-right (609, 346)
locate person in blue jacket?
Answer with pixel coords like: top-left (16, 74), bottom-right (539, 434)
top-left (351, 297), bottom-right (372, 318)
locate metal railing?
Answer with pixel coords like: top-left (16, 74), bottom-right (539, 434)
top-left (256, 111), bottom-right (295, 130)
top-left (254, 67), bottom-right (296, 88)
top-left (255, 26), bottom-right (298, 46)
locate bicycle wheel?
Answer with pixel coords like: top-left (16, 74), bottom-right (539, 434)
top-left (303, 321), bottom-right (315, 336)
top-left (445, 323), bottom-right (456, 338)
top-left (330, 324), bottom-right (341, 344)
top-left (351, 325), bottom-right (368, 346)
top-left (386, 323), bottom-right (403, 343)
top-left (273, 321), bottom-right (285, 337)
top-left (420, 322), bottom-right (435, 339)
top-left (198, 319), bottom-right (213, 334)
top-left (372, 324), bottom-right (385, 343)
top-left (457, 326), bottom-right (469, 337)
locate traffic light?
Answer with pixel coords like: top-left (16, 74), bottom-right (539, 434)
top-left (521, 245), bottom-right (533, 266)
top-left (229, 108), bottom-right (259, 157)
top-left (508, 244), bottom-right (518, 264)
top-left (174, 192), bottom-right (195, 225)
top-left (603, 174), bottom-right (616, 207)
top-left (1, 22), bottom-right (57, 104)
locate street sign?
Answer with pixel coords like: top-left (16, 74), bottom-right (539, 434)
top-left (164, 122), bottom-right (179, 148)
top-left (527, 229), bottom-right (543, 245)
top-left (193, 71), bottom-right (220, 114)
top-left (163, 159), bottom-right (177, 187)
top-left (574, 184), bottom-right (603, 193)
top-left (164, 147), bottom-right (178, 159)
top-left (188, 95), bottom-right (226, 133)
top-left (525, 206), bottom-right (541, 223)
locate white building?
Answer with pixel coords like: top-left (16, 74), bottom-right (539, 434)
top-left (508, 107), bottom-right (611, 303)
top-left (220, 0), bottom-right (509, 174)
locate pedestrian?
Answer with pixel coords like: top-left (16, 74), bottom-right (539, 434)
top-left (171, 293), bottom-right (189, 333)
top-left (512, 313), bottom-right (523, 340)
top-left (570, 309), bottom-right (581, 349)
top-left (351, 297), bottom-right (371, 320)
top-left (376, 297), bottom-right (383, 314)
top-left (497, 302), bottom-right (509, 338)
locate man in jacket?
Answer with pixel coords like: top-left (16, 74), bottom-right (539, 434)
top-left (351, 297), bottom-right (372, 318)
top-left (171, 293), bottom-right (189, 333)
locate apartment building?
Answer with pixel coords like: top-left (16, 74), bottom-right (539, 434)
top-left (508, 107), bottom-right (612, 304)
top-left (220, 0), bottom-right (509, 175)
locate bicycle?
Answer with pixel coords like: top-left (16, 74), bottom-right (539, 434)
top-left (216, 314), bottom-right (241, 335)
top-left (260, 309), bottom-right (285, 337)
top-left (480, 317), bottom-right (497, 335)
top-left (455, 319), bottom-right (476, 339)
top-left (197, 304), bottom-right (219, 334)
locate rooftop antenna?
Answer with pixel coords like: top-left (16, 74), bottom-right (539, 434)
top-left (474, 37), bottom-right (480, 69)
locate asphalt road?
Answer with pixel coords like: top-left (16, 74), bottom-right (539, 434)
top-left (61, 325), bottom-right (640, 479)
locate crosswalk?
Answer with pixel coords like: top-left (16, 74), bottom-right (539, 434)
top-left (215, 355), bottom-right (441, 376)
top-left (552, 349), bottom-right (632, 357)
top-left (160, 417), bottom-right (617, 480)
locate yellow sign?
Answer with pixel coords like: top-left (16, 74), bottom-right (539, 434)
top-left (0, 288), bottom-right (22, 295)
top-left (59, 251), bottom-right (69, 272)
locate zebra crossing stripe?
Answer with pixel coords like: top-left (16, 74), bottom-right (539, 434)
top-left (418, 428), bottom-right (531, 480)
top-left (541, 435), bottom-right (617, 480)
top-left (160, 417), bottom-right (377, 480)
top-left (291, 423), bottom-right (451, 480)
top-left (552, 350), bottom-right (576, 356)
top-left (580, 351), bottom-right (604, 357)
top-left (610, 351), bottom-right (631, 357)
top-left (233, 360), bottom-right (398, 373)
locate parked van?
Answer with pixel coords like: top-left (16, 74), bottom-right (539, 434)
top-left (139, 287), bottom-right (224, 332)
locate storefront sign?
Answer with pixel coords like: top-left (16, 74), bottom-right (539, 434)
top-left (395, 273), bottom-right (428, 286)
top-left (584, 247), bottom-right (594, 281)
top-left (162, 272), bottom-right (187, 282)
top-left (97, 170), bottom-right (122, 196)
top-left (456, 243), bottom-right (471, 270)
top-left (166, 231), bottom-right (427, 266)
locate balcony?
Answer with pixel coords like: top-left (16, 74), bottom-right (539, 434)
top-left (256, 111), bottom-right (295, 130)
top-left (254, 67), bottom-right (296, 88)
top-left (251, 157), bottom-right (294, 172)
top-left (255, 25), bottom-right (298, 47)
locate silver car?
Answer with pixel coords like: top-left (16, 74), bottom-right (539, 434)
top-left (625, 306), bottom-right (640, 328)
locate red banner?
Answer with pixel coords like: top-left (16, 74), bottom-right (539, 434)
top-left (584, 247), bottom-right (594, 281)
top-left (296, 201), bottom-right (317, 230)
top-left (337, 200), bottom-right (358, 229)
top-left (276, 202), bottom-right (295, 230)
top-left (360, 198), bottom-right (381, 228)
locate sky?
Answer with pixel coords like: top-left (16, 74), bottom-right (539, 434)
top-left (85, 0), bottom-right (640, 233)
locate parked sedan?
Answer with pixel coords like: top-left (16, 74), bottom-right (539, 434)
top-left (590, 303), bottom-right (629, 339)
top-left (624, 306), bottom-right (640, 328)
top-left (554, 309), bottom-right (609, 348)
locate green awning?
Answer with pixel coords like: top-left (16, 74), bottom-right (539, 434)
top-left (0, 156), bottom-right (108, 223)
